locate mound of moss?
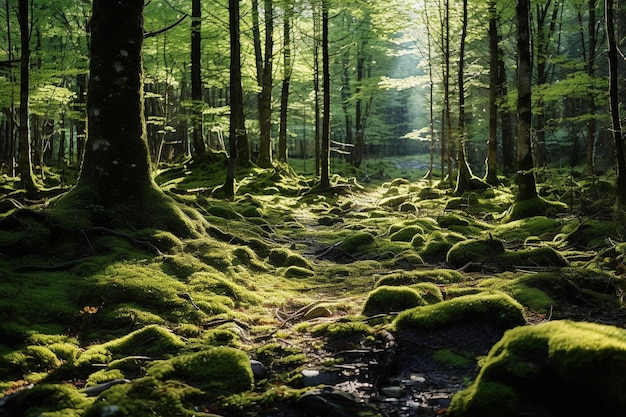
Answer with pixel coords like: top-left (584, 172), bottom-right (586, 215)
top-left (446, 239), bottom-right (567, 271)
top-left (375, 269), bottom-right (464, 286)
top-left (505, 196), bottom-right (567, 221)
top-left (339, 232), bottom-right (376, 254)
top-left (448, 321), bottom-right (626, 417)
top-left (420, 231), bottom-right (466, 262)
top-left (267, 247), bottom-right (313, 269)
top-left (394, 293), bottom-right (525, 332)
top-left (490, 216), bottom-right (562, 242)
top-left (389, 225), bottom-right (424, 242)
top-left (362, 286), bottom-right (425, 316)
top-left (147, 346), bottom-right (253, 393)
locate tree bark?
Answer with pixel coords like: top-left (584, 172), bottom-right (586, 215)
top-left (586, 0), bottom-right (597, 174)
top-left (18, 0), bottom-right (37, 194)
top-left (606, 0), bottom-right (626, 206)
top-left (516, 0), bottom-right (538, 202)
top-left (190, 0), bottom-right (207, 157)
top-left (255, 0), bottom-right (274, 168)
top-left (277, 4), bottom-right (292, 163)
top-left (320, 0), bottom-right (331, 189)
top-left (485, 0), bottom-right (500, 185)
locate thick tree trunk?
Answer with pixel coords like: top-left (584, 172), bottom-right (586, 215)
top-left (18, 0), bottom-right (37, 194)
top-left (606, 0), bottom-right (626, 206)
top-left (515, 0), bottom-right (538, 202)
top-left (485, 1), bottom-right (500, 185)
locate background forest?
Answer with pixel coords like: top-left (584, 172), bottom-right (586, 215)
top-left (2, 1), bottom-right (626, 417)
top-left (2, 0), bottom-right (625, 185)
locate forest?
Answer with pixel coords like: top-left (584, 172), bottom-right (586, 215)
top-left (1, 0), bottom-right (626, 416)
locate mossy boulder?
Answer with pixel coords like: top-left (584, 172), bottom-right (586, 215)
top-left (420, 231), bottom-right (466, 261)
top-left (339, 232), bottom-right (376, 253)
top-left (490, 216), bottom-right (562, 242)
top-left (448, 321), bottom-right (626, 417)
top-left (389, 225), bottom-right (424, 242)
top-left (147, 346), bottom-right (253, 393)
top-left (447, 239), bottom-right (567, 271)
top-left (375, 269), bottom-right (464, 286)
top-left (394, 293), bottom-right (525, 332)
top-left (284, 265), bottom-right (315, 278)
top-left (267, 247), bottom-right (313, 269)
top-left (362, 286), bottom-right (426, 316)
top-left (2, 383), bottom-right (92, 417)
top-left (505, 196), bottom-right (568, 221)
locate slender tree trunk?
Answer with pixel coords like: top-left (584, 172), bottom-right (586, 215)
top-left (499, 51), bottom-right (515, 173)
top-left (443, 0), bottom-right (453, 185)
top-left (606, 0), bottom-right (626, 206)
top-left (454, 0), bottom-right (474, 194)
top-left (223, 0), bottom-right (248, 198)
top-left (485, 0), bottom-right (500, 185)
top-left (320, 0), bottom-right (331, 189)
top-left (255, 0), bottom-right (274, 168)
top-left (190, 0), bottom-right (207, 158)
top-left (353, 12), bottom-right (371, 169)
top-left (516, 0), bottom-right (538, 202)
top-left (424, 3), bottom-right (435, 180)
top-left (277, 5), bottom-right (292, 163)
top-left (18, 0), bottom-right (37, 194)
top-left (313, 3), bottom-right (321, 177)
top-left (586, 0), bottom-right (597, 174)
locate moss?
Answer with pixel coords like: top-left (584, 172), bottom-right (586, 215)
top-left (339, 232), bottom-right (376, 253)
top-left (187, 272), bottom-right (262, 305)
top-left (394, 293), bottom-right (525, 332)
top-left (86, 368), bottom-right (126, 386)
top-left (311, 320), bottom-right (371, 338)
top-left (389, 225), bottom-right (424, 242)
top-left (432, 348), bottom-right (474, 367)
top-left (505, 196), bottom-right (568, 221)
top-left (267, 247), bottom-right (312, 269)
top-left (410, 233), bottom-right (426, 249)
top-left (411, 282), bottom-right (444, 304)
top-left (448, 321), bottom-right (626, 417)
top-left (83, 377), bottom-right (208, 417)
top-left (284, 266), bottom-right (315, 278)
top-left (362, 286), bottom-right (425, 316)
top-left (147, 347), bottom-right (253, 393)
top-left (490, 216), bottom-right (562, 242)
top-left (5, 383), bottom-right (93, 417)
top-left (134, 228), bottom-right (184, 253)
top-left (446, 239), bottom-right (567, 271)
top-left (420, 230), bottom-right (466, 261)
top-left (376, 269), bottom-right (464, 286)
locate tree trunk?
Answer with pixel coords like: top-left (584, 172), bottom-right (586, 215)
top-left (18, 0), bottom-right (37, 194)
top-left (485, 0), bottom-right (500, 185)
top-left (454, 0), bottom-right (474, 194)
top-left (320, 0), bottom-right (331, 189)
top-left (190, 0), bottom-right (207, 158)
top-left (443, 0), bottom-right (453, 185)
top-left (313, 3), bottom-right (321, 177)
top-left (223, 0), bottom-right (248, 198)
top-left (516, 0), bottom-right (538, 202)
top-left (255, 0), bottom-right (274, 168)
top-left (586, 0), bottom-right (597, 174)
top-left (606, 0), bottom-right (626, 206)
top-left (499, 51), bottom-right (514, 173)
top-left (277, 5), bottom-right (292, 163)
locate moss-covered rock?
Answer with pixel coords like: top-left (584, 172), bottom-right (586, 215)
top-left (267, 247), bottom-right (313, 269)
top-left (448, 321), bottom-right (626, 417)
top-left (446, 239), bottom-right (567, 271)
top-left (339, 232), bottom-right (376, 253)
top-left (389, 225), bottom-right (424, 242)
top-left (375, 269), bottom-right (464, 286)
top-left (362, 286), bottom-right (425, 316)
top-left (394, 293), bottom-right (525, 332)
top-left (505, 196), bottom-right (568, 221)
top-left (490, 216), bottom-right (562, 242)
top-left (147, 347), bottom-right (253, 393)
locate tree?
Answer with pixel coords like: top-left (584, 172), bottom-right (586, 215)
top-left (57, 0), bottom-right (201, 236)
top-left (515, 0), bottom-right (538, 202)
top-left (484, 0), bottom-right (500, 185)
top-left (606, 0), bottom-right (626, 207)
top-left (221, 0), bottom-right (248, 198)
top-left (190, 0), bottom-right (207, 158)
top-left (320, 0), bottom-right (330, 189)
top-left (277, 2), bottom-right (293, 163)
top-left (17, 0), bottom-right (37, 194)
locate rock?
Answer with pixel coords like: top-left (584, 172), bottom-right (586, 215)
top-left (250, 359), bottom-right (266, 379)
top-left (380, 386), bottom-right (405, 398)
top-left (297, 386), bottom-right (360, 417)
top-left (303, 305), bottom-right (332, 320)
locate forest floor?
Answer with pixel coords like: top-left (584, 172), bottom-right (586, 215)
top-left (0, 157), bottom-right (625, 417)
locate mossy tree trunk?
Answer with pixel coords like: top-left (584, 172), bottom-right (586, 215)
top-left (277, 5), bottom-right (292, 163)
top-left (515, 0), bottom-right (538, 202)
top-left (190, 0), bottom-right (207, 158)
top-left (485, 0), bottom-right (500, 186)
top-left (253, 0), bottom-right (274, 169)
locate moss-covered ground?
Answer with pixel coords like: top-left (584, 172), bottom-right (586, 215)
top-left (0, 158), bottom-right (625, 417)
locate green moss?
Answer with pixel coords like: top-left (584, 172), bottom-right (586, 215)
top-left (284, 266), bottom-right (315, 278)
top-left (187, 272), bottom-right (262, 305)
top-left (376, 269), bottom-right (464, 286)
top-left (446, 239), bottom-right (567, 271)
top-left (448, 321), bottom-right (626, 416)
top-left (505, 196), bottom-right (568, 221)
top-left (340, 232), bottom-right (376, 253)
top-left (362, 286), bottom-right (425, 316)
top-left (411, 282), bottom-right (444, 304)
top-left (490, 216), bottom-right (562, 242)
top-left (267, 247), bottom-right (312, 269)
top-left (420, 230), bottom-right (466, 261)
top-left (432, 348), bottom-right (474, 367)
top-left (438, 213), bottom-right (470, 228)
top-left (147, 347), bottom-right (253, 393)
top-left (5, 383), bottom-right (93, 417)
top-left (311, 320), bottom-right (371, 338)
top-left (134, 228), bottom-right (184, 253)
top-left (394, 293), bottom-right (525, 332)
top-left (86, 368), bottom-right (126, 386)
top-left (389, 225), bottom-right (424, 242)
